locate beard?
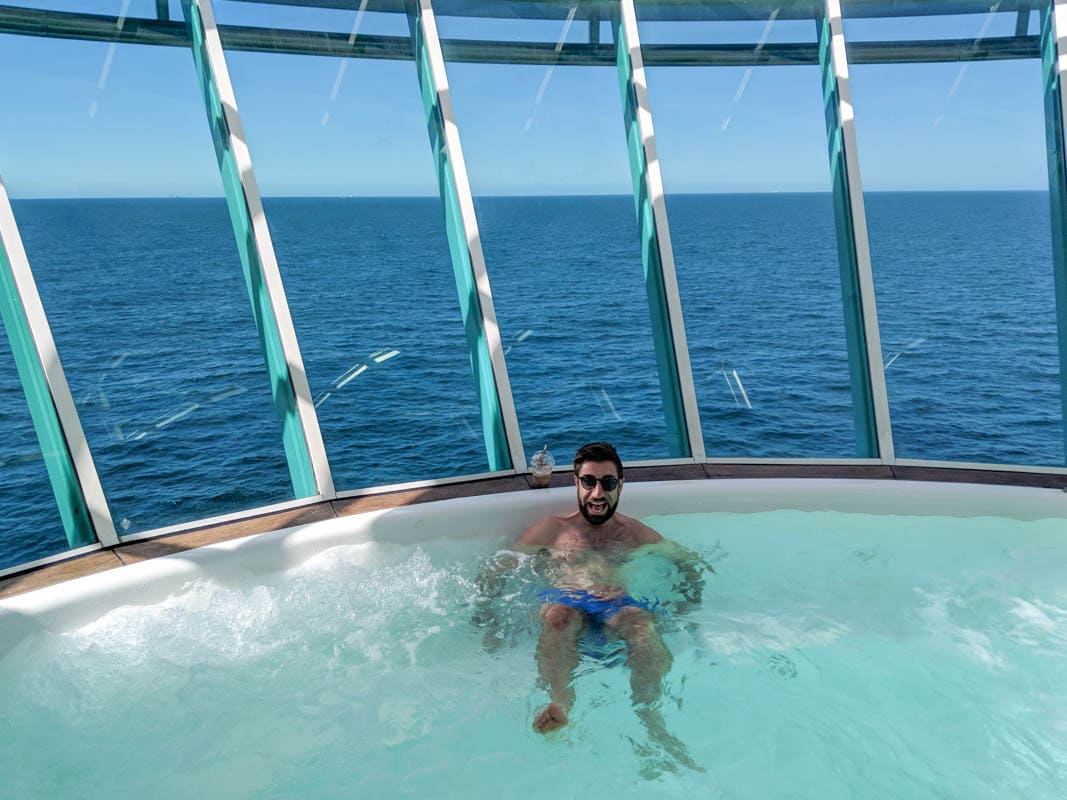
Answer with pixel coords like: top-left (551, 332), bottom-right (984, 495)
top-left (579, 498), bottom-right (618, 526)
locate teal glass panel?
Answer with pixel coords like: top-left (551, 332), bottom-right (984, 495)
top-left (636, 10), bottom-right (858, 458)
top-left (615, 14), bottom-right (690, 458)
top-left (0, 245), bottom-right (95, 550)
top-left (1042, 2), bottom-right (1067, 462)
top-left (220, 11), bottom-right (495, 488)
top-left (183, 0), bottom-right (317, 497)
top-left (846, 10), bottom-right (1062, 466)
top-left (408, 5), bottom-right (511, 471)
top-left (817, 13), bottom-right (880, 459)
top-left (437, 9), bottom-right (676, 463)
top-left (0, 321), bottom-right (70, 570)
top-left (0, 32), bottom-right (295, 546)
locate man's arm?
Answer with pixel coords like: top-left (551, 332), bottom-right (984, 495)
top-left (625, 517), bottom-right (709, 611)
top-left (516, 515), bottom-right (563, 547)
top-left (478, 513), bottom-right (560, 602)
top-left (474, 550), bottom-right (520, 599)
top-left (650, 538), bottom-right (713, 612)
top-left (473, 515), bottom-right (560, 652)
top-left (471, 549), bottom-right (519, 652)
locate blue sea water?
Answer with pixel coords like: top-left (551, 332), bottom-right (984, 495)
top-left (0, 191), bottom-right (1062, 568)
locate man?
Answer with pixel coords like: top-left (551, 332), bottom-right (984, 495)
top-left (512, 442), bottom-right (705, 770)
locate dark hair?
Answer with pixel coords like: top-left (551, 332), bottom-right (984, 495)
top-left (573, 442), bottom-right (623, 478)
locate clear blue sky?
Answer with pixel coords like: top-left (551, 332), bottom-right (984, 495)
top-left (0, 1), bottom-right (1050, 198)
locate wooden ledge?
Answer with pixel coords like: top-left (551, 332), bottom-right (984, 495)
top-left (2, 464), bottom-right (1065, 600)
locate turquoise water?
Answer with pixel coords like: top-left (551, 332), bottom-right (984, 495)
top-left (1, 510), bottom-right (1066, 798)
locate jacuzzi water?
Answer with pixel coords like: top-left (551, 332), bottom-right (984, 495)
top-left (2, 506), bottom-right (1066, 798)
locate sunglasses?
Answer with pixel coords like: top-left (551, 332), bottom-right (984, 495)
top-left (577, 474), bottom-right (620, 491)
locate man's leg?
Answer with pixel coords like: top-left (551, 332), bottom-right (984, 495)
top-left (608, 607), bottom-right (704, 772)
top-left (533, 603), bottom-right (584, 733)
top-left (606, 606), bottom-right (671, 706)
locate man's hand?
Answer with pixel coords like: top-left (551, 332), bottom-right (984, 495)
top-left (472, 550), bottom-right (520, 652)
top-left (652, 539), bottom-right (712, 614)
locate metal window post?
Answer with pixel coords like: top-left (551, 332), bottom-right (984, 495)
top-left (0, 175), bottom-right (118, 548)
top-left (181, 0), bottom-right (335, 498)
top-left (817, 0), bottom-right (895, 462)
top-left (613, 0), bottom-right (704, 461)
top-left (406, 0), bottom-right (525, 472)
top-left (1040, 1), bottom-right (1067, 464)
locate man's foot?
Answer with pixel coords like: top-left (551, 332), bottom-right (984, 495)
top-left (637, 706), bottom-right (705, 773)
top-left (533, 702), bottom-right (569, 733)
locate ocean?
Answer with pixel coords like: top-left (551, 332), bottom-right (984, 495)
top-left (0, 191), bottom-right (1061, 567)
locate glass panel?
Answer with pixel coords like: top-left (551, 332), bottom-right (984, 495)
top-left (2, 1), bottom-right (163, 14)
top-left (212, 0), bottom-right (409, 36)
top-left (637, 16), bottom-right (818, 44)
top-left (222, 11), bottom-right (494, 488)
top-left (637, 11), bottom-right (858, 458)
top-left (847, 10), bottom-right (1062, 466)
top-left (844, 8), bottom-right (1028, 40)
top-left (438, 8), bottom-right (676, 463)
top-left (0, 326), bottom-right (68, 570)
top-left (0, 32), bottom-right (296, 537)
top-left (432, 14), bottom-right (589, 42)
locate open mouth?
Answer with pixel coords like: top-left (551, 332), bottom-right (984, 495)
top-left (586, 499), bottom-right (607, 514)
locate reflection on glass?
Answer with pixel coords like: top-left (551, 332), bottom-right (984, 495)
top-left (439, 10), bottom-right (675, 462)
top-left (225, 36), bottom-right (494, 488)
top-left (844, 8), bottom-right (1027, 41)
top-left (4, 1), bottom-right (161, 15)
top-left (847, 11), bottom-right (1061, 466)
top-left (213, 0), bottom-right (410, 36)
top-left (0, 330), bottom-right (69, 570)
top-left (639, 10), bottom-right (857, 458)
top-left (0, 33), bottom-right (295, 543)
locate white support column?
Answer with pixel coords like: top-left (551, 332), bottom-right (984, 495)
top-left (823, 0), bottom-right (895, 463)
top-left (1041, 0), bottom-right (1067, 462)
top-left (184, 0), bottom-right (335, 497)
top-left (617, 0), bottom-right (705, 460)
top-left (0, 174), bottom-right (118, 547)
top-left (409, 0), bottom-right (527, 472)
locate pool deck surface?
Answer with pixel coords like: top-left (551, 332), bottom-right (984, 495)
top-left (3, 463), bottom-right (1066, 600)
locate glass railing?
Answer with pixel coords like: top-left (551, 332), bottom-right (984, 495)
top-left (0, 0), bottom-right (1065, 574)
top-left (0, 329), bottom-right (66, 571)
top-left (439, 8), bottom-right (678, 461)
top-left (1, 27), bottom-right (296, 543)
top-left (846, 7), bottom-right (1063, 466)
top-left (220, 5), bottom-right (495, 489)
top-left (638, 10), bottom-right (859, 458)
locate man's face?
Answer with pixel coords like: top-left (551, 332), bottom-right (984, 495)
top-left (574, 460), bottom-right (623, 526)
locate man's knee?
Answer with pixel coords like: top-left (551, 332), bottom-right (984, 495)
top-left (541, 603), bottom-right (581, 630)
top-left (607, 606), bottom-right (654, 639)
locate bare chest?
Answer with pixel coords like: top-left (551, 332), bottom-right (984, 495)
top-left (550, 525), bottom-right (636, 554)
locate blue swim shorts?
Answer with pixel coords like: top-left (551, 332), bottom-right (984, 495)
top-left (539, 588), bottom-right (659, 624)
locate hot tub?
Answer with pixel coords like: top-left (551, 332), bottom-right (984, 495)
top-left (2, 479), bottom-right (1066, 798)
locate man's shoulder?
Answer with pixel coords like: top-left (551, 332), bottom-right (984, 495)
top-left (618, 513), bottom-right (663, 545)
top-left (516, 513), bottom-right (570, 547)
